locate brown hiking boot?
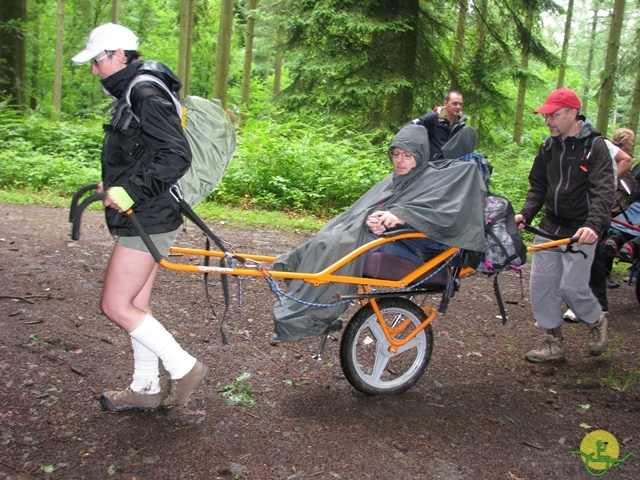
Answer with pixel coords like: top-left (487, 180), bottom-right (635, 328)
top-left (525, 334), bottom-right (565, 363)
top-left (100, 387), bottom-right (163, 412)
top-left (588, 313), bottom-right (608, 356)
top-left (161, 360), bottom-right (208, 410)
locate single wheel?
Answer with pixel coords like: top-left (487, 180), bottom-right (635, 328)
top-left (340, 297), bottom-right (433, 395)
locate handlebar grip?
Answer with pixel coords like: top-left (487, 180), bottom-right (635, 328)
top-left (69, 183), bottom-right (100, 222)
top-left (69, 185), bottom-right (105, 241)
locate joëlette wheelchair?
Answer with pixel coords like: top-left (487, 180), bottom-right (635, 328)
top-left (70, 184), bottom-right (574, 396)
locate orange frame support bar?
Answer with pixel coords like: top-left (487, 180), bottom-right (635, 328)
top-left (167, 232), bottom-right (462, 290)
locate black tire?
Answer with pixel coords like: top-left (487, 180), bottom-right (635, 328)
top-left (340, 297), bottom-right (433, 396)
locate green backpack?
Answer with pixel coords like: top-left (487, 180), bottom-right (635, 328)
top-left (124, 74), bottom-right (236, 206)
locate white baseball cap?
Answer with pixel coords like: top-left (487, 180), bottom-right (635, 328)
top-left (72, 23), bottom-right (139, 65)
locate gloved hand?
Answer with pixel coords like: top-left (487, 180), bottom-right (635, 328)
top-left (106, 186), bottom-right (134, 211)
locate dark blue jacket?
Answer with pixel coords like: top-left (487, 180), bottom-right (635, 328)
top-left (411, 111), bottom-right (469, 160)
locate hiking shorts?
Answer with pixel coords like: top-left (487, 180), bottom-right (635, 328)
top-left (117, 229), bottom-right (179, 257)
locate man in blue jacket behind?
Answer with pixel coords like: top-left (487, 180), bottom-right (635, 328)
top-left (410, 90), bottom-right (477, 161)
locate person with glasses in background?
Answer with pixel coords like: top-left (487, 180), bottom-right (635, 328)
top-left (72, 23), bottom-right (207, 412)
top-left (514, 88), bottom-right (615, 363)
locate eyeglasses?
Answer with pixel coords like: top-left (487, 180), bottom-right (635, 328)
top-left (544, 109), bottom-right (569, 121)
top-left (390, 151), bottom-right (414, 160)
top-left (92, 51), bottom-right (113, 67)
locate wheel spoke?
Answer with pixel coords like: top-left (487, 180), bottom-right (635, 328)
top-left (395, 334), bottom-right (425, 355)
top-left (366, 334), bottom-right (391, 382)
top-left (364, 316), bottom-right (391, 351)
top-left (366, 311), bottom-right (424, 355)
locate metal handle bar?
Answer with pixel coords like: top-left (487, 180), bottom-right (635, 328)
top-left (69, 183), bottom-right (105, 241)
top-left (521, 223), bottom-right (580, 251)
top-left (68, 184), bottom-right (176, 264)
top-left (521, 223), bottom-right (573, 241)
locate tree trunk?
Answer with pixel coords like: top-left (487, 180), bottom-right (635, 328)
top-left (596, 0), bottom-right (626, 136)
top-left (213, 0), bottom-right (234, 106)
top-left (184, 0), bottom-right (195, 95)
top-left (112, 0), bottom-right (120, 23)
top-left (273, 25), bottom-right (284, 98)
top-left (52, 0), bottom-right (64, 116)
top-left (29, 4), bottom-right (41, 110)
top-left (472, 0), bottom-right (488, 130)
top-left (0, 0), bottom-right (27, 111)
top-left (628, 70), bottom-right (640, 145)
top-left (581, 0), bottom-right (600, 117)
top-left (372, 0), bottom-right (419, 129)
top-left (513, 11), bottom-right (534, 146)
top-left (451, 0), bottom-right (467, 91)
top-left (241, 0), bottom-right (258, 120)
top-left (178, 0), bottom-right (193, 97)
top-left (556, 0), bottom-right (574, 88)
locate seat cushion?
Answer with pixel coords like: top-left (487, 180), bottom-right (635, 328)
top-left (363, 252), bottom-right (449, 286)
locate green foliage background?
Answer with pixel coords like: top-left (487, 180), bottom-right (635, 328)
top-left (3, 0), bottom-right (638, 222)
top-left (0, 99), bottom-right (536, 219)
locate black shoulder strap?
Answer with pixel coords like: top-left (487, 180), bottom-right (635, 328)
top-left (584, 134), bottom-right (599, 154)
top-left (542, 136), bottom-right (553, 162)
top-left (581, 134), bottom-right (603, 167)
top-left (130, 83), bottom-right (169, 117)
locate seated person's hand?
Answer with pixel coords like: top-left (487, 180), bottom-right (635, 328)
top-left (514, 214), bottom-right (526, 230)
top-left (367, 211), bottom-right (405, 235)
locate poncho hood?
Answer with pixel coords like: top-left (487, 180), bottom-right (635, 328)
top-left (388, 124), bottom-right (430, 190)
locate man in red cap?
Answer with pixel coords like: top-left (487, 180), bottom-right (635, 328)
top-left (514, 88), bottom-right (615, 363)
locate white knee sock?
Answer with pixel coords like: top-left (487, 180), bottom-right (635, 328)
top-left (130, 338), bottom-right (161, 394)
top-left (129, 314), bottom-right (196, 380)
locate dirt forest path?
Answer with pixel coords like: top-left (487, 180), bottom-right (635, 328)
top-left (1, 203), bottom-right (639, 480)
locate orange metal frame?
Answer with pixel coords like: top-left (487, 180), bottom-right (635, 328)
top-left (160, 232), bottom-right (572, 354)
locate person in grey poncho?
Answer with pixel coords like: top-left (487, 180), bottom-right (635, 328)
top-left (272, 124), bottom-right (487, 341)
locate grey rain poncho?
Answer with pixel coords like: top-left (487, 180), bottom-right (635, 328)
top-left (272, 124), bottom-right (487, 341)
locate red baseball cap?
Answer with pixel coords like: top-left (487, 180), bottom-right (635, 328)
top-left (534, 88), bottom-right (581, 115)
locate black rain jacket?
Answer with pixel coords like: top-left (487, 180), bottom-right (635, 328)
top-left (100, 60), bottom-right (192, 236)
top-left (518, 121), bottom-right (615, 237)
